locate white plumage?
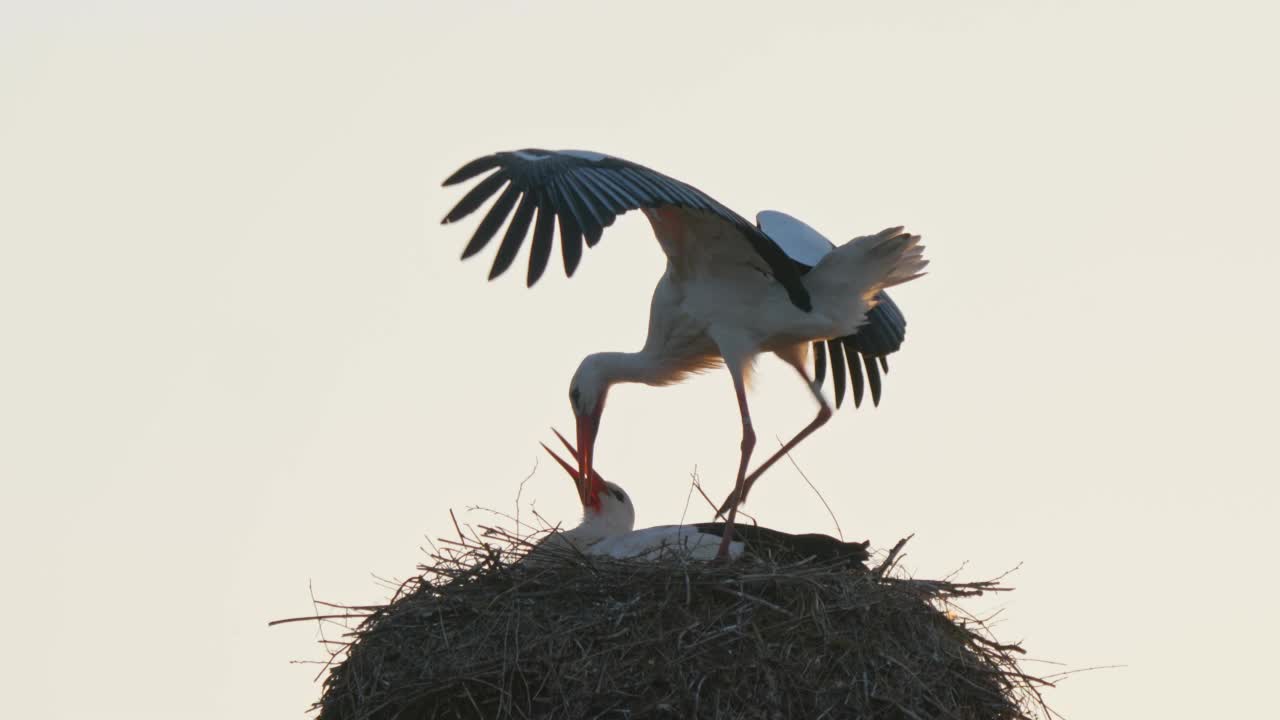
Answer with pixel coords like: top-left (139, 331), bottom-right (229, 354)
top-left (590, 526), bottom-right (745, 561)
top-left (533, 474), bottom-right (746, 562)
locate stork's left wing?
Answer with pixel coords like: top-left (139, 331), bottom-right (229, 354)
top-left (811, 294), bottom-right (906, 409)
top-left (441, 149), bottom-right (812, 310)
top-left (757, 210), bottom-right (910, 409)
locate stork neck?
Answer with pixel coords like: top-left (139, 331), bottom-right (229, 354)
top-left (589, 351), bottom-right (666, 388)
top-left (573, 506), bottom-right (632, 539)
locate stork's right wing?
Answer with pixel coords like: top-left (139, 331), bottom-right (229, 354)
top-left (441, 149), bottom-right (812, 310)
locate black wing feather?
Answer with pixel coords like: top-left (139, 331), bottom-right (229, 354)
top-left (443, 171), bottom-right (509, 224)
top-left (526, 203), bottom-right (556, 287)
top-left (812, 341), bottom-right (826, 389)
top-left (569, 169), bottom-right (625, 218)
top-left (849, 293), bottom-right (907, 357)
top-left (841, 337), bottom-right (865, 408)
top-left (810, 289), bottom-right (909, 411)
top-left (618, 168), bottom-right (663, 203)
top-left (547, 176), bottom-right (594, 245)
top-left (581, 167), bottom-right (637, 208)
top-left (555, 175), bottom-right (605, 247)
top-left (828, 340), bottom-right (847, 409)
top-left (488, 191), bottom-right (537, 280)
top-left (441, 148), bottom-right (812, 309)
top-left (461, 184), bottom-right (519, 260)
top-left (557, 212), bottom-right (584, 277)
top-left (865, 355), bottom-right (883, 406)
top-left (558, 172), bottom-right (609, 229)
top-left (441, 155), bottom-right (503, 186)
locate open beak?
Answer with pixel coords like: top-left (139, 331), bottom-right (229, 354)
top-left (544, 427), bottom-right (605, 508)
top-left (540, 440), bottom-right (588, 505)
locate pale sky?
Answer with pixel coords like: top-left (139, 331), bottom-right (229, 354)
top-left (2, 2), bottom-right (1277, 718)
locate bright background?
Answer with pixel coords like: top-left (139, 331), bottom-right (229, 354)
top-left (3, 2), bottom-right (1277, 718)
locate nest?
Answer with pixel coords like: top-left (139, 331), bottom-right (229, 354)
top-left (296, 526), bottom-right (1051, 720)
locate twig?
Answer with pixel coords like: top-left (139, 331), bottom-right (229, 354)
top-left (713, 585), bottom-right (794, 616)
top-left (678, 466), bottom-right (700, 528)
top-left (780, 440), bottom-right (843, 541)
top-left (514, 456), bottom-right (538, 541)
top-left (1039, 664), bottom-right (1126, 683)
top-left (268, 613), bottom-right (372, 627)
top-left (694, 469), bottom-right (757, 525)
top-left (449, 508), bottom-right (465, 544)
top-left (876, 535), bottom-right (914, 577)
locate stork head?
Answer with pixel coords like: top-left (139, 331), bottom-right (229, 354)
top-left (592, 480), bottom-right (636, 534)
top-left (541, 429), bottom-right (635, 535)
top-left (568, 356), bottom-right (610, 492)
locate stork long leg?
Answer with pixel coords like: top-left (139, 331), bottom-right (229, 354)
top-left (717, 363), bottom-right (831, 519)
top-left (716, 361), bottom-right (757, 560)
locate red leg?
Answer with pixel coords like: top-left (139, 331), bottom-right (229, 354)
top-left (716, 365), bottom-right (756, 560)
top-left (717, 368), bottom-right (831, 519)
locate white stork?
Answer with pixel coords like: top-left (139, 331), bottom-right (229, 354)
top-left (441, 149), bottom-right (927, 558)
top-left (531, 430), bottom-right (869, 566)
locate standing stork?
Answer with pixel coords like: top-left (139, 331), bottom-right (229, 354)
top-left (441, 149), bottom-right (928, 558)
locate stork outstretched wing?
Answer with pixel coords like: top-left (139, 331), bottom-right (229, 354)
top-left (442, 149), bottom-right (812, 310)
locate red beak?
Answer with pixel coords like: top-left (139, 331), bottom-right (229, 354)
top-left (575, 405), bottom-right (602, 505)
top-left (540, 438), bottom-right (588, 506)
top-left (549, 426), bottom-right (604, 509)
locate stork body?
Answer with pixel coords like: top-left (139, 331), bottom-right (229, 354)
top-left (532, 474), bottom-right (747, 561)
top-left (443, 149), bottom-right (927, 557)
top-left (532, 434), bottom-right (869, 566)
